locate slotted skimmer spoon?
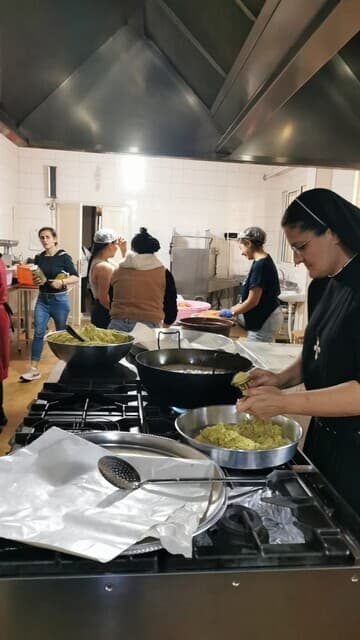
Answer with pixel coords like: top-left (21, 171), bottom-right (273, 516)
top-left (65, 324), bottom-right (86, 342)
top-left (98, 455), bottom-right (266, 492)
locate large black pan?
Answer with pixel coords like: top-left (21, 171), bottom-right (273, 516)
top-left (135, 349), bottom-right (252, 408)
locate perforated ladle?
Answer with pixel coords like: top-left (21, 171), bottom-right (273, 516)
top-left (97, 455), bottom-right (266, 492)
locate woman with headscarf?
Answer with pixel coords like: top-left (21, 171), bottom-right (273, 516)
top-left (88, 228), bottom-right (127, 328)
top-left (236, 188), bottom-right (360, 514)
top-left (109, 227), bottom-right (177, 332)
top-left (219, 226), bottom-right (282, 342)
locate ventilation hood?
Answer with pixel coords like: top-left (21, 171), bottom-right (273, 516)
top-left (0, 0), bottom-right (359, 167)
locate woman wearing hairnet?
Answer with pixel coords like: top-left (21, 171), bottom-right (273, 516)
top-left (220, 226), bottom-right (282, 342)
top-left (88, 228), bottom-right (127, 328)
top-left (237, 188), bottom-right (360, 515)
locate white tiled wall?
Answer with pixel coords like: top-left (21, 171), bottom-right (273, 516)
top-left (0, 136), bottom-right (18, 241)
top-left (0, 134), bottom-right (358, 302)
top-left (15, 146), bottom-right (277, 274)
top-left (13, 145), bottom-right (319, 280)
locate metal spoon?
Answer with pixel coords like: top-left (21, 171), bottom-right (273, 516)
top-left (97, 455), bottom-right (266, 492)
top-left (65, 324), bottom-right (86, 342)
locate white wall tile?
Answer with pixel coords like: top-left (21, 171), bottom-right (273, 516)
top-left (0, 136), bottom-right (354, 302)
top-left (0, 135), bottom-right (18, 241)
top-left (331, 170), bottom-right (356, 201)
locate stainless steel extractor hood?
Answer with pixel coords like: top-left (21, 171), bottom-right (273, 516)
top-left (0, 0), bottom-right (359, 166)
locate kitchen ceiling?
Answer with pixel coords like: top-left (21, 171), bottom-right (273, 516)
top-left (0, 0), bottom-right (359, 166)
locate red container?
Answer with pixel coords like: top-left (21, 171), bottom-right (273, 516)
top-left (16, 264), bottom-right (35, 286)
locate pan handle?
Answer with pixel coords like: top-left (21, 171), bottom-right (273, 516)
top-left (157, 329), bottom-right (181, 350)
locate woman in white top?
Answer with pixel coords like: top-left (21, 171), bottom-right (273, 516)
top-left (88, 228), bottom-right (126, 328)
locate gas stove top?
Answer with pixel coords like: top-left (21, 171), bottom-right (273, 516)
top-left (7, 360), bottom-right (360, 578)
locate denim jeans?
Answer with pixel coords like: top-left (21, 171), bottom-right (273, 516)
top-left (108, 319), bottom-right (158, 333)
top-left (246, 306), bottom-right (283, 343)
top-left (32, 293), bottom-right (70, 361)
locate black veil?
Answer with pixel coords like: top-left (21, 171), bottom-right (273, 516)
top-left (294, 188), bottom-right (360, 252)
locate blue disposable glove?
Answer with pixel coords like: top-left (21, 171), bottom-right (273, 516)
top-left (219, 308), bottom-right (233, 318)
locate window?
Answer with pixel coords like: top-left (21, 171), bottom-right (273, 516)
top-left (278, 186), bottom-right (307, 263)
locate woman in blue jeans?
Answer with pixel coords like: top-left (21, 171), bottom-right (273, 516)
top-left (20, 227), bottom-right (79, 381)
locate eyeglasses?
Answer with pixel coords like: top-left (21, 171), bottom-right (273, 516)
top-left (290, 236), bottom-right (315, 255)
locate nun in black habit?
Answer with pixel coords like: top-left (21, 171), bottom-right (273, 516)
top-left (236, 188), bottom-right (360, 515)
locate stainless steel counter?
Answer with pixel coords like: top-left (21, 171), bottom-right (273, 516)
top-left (207, 275), bottom-right (244, 308)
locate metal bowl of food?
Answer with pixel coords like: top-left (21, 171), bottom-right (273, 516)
top-left (175, 405), bottom-right (303, 469)
top-left (46, 328), bottom-right (134, 368)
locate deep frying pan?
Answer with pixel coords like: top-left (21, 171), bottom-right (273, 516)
top-left (135, 348), bottom-right (252, 408)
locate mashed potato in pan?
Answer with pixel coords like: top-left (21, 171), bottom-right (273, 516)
top-left (195, 419), bottom-right (291, 450)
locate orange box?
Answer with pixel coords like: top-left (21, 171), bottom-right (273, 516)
top-left (16, 264), bottom-right (35, 286)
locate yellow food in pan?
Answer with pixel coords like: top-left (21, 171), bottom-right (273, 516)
top-left (195, 420), bottom-right (291, 450)
top-left (231, 370), bottom-right (251, 389)
top-left (47, 324), bottom-right (132, 346)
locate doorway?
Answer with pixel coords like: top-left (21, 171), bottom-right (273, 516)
top-left (81, 205), bottom-right (102, 316)
top-left (58, 202), bottom-right (133, 324)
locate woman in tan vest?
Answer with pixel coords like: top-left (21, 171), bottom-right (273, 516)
top-left (109, 227), bottom-right (177, 332)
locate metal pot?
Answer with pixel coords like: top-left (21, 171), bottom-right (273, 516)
top-left (175, 405), bottom-right (303, 469)
top-left (46, 330), bottom-right (134, 368)
top-left (132, 326), bottom-right (237, 352)
top-left (135, 349), bottom-right (252, 408)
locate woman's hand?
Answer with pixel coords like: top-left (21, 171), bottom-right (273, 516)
top-left (219, 308), bottom-right (233, 318)
top-left (32, 274), bottom-right (44, 286)
top-left (117, 237), bottom-right (127, 257)
top-left (48, 279), bottom-right (65, 290)
top-left (236, 386), bottom-right (286, 419)
top-left (247, 367), bottom-right (280, 388)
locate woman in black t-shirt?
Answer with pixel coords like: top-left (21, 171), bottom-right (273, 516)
top-left (236, 189), bottom-right (360, 515)
top-left (220, 226), bottom-right (281, 342)
top-left (20, 227), bottom-right (79, 382)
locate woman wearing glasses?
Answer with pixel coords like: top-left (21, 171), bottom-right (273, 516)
top-left (237, 188), bottom-right (360, 515)
top-left (219, 226), bottom-right (282, 342)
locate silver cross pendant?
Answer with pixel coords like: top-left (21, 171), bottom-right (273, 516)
top-left (313, 336), bottom-right (321, 360)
